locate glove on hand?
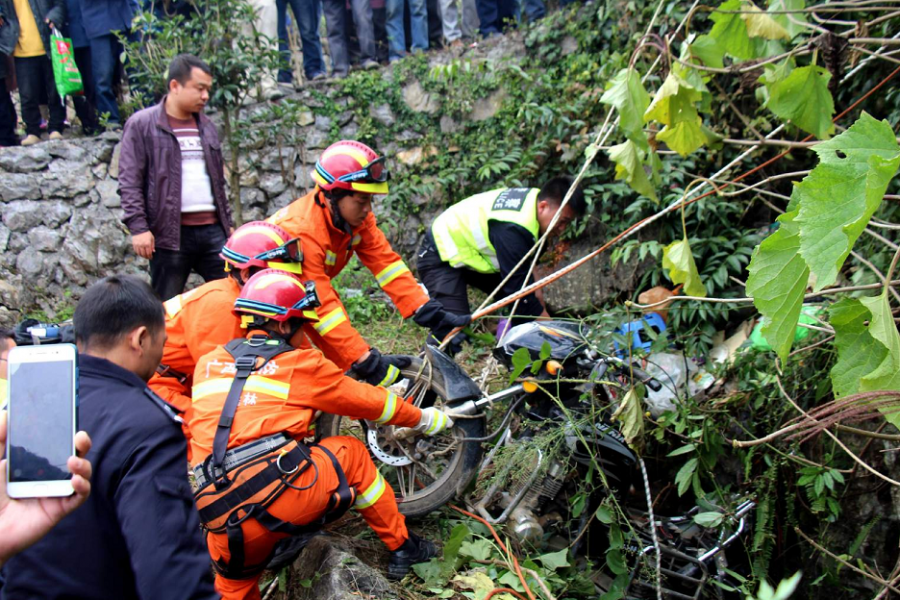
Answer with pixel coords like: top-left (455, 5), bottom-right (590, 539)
top-left (354, 348), bottom-right (412, 387)
top-left (415, 407), bottom-right (454, 436)
top-left (413, 300), bottom-right (471, 336)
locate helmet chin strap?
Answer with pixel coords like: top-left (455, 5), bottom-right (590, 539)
top-left (321, 190), bottom-right (353, 235)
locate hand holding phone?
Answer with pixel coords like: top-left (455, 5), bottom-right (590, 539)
top-left (6, 344), bottom-right (79, 498)
top-left (0, 412), bottom-right (92, 565)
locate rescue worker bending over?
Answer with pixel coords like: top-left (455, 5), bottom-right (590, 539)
top-left (268, 140), bottom-right (469, 387)
top-left (417, 178), bottom-right (586, 351)
top-left (148, 221), bottom-right (305, 430)
top-left (189, 269), bottom-right (452, 599)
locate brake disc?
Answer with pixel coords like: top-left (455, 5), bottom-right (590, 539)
top-left (366, 424), bottom-right (413, 466)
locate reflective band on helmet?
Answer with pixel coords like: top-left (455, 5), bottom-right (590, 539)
top-left (375, 391), bottom-right (399, 424)
top-left (376, 365), bottom-right (399, 387)
top-left (192, 375), bottom-right (291, 402)
top-left (426, 411), bottom-right (447, 435)
top-left (164, 295), bottom-right (183, 318)
top-left (269, 261), bottom-right (303, 275)
top-left (313, 307), bottom-right (347, 336)
top-left (375, 260), bottom-right (410, 288)
top-left (325, 250), bottom-right (337, 266)
top-left (354, 472), bottom-right (387, 510)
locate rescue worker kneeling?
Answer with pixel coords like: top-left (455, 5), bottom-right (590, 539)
top-left (188, 269), bottom-right (451, 599)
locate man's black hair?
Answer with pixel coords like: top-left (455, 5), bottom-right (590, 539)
top-left (0, 327), bottom-right (13, 351)
top-left (538, 177), bottom-right (587, 216)
top-left (167, 54), bottom-right (212, 86)
top-left (74, 275), bottom-right (165, 349)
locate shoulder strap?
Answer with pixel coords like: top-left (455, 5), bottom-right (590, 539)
top-left (211, 335), bottom-right (293, 486)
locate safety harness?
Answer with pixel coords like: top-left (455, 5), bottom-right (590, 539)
top-left (193, 334), bottom-right (356, 580)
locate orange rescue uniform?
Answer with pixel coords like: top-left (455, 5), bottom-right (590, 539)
top-left (190, 333), bottom-right (423, 600)
top-left (268, 190), bottom-right (429, 370)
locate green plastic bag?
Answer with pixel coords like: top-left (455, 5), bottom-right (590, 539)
top-left (50, 27), bottom-right (83, 100)
top-left (749, 305), bottom-right (824, 351)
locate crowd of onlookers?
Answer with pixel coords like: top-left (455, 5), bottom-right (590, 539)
top-left (0, 0), bottom-right (577, 147)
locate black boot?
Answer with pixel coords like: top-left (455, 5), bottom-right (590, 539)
top-left (387, 532), bottom-right (437, 580)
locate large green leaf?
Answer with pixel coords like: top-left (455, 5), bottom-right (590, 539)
top-left (742, 2), bottom-right (790, 40)
top-left (709, 0), bottom-right (754, 59)
top-left (610, 386), bottom-right (645, 447)
top-left (769, 0), bottom-right (807, 39)
top-left (745, 208), bottom-right (810, 360)
top-left (795, 113), bottom-right (900, 290)
top-left (601, 68), bottom-right (651, 147)
top-left (608, 140), bottom-right (658, 202)
top-left (859, 293), bottom-right (900, 397)
top-left (690, 34), bottom-right (725, 69)
top-left (829, 298), bottom-right (888, 398)
top-left (663, 237), bottom-right (707, 297)
top-left (766, 65), bottom-right (835, 139)
top-left (657, 118), bottom-right (707, 157)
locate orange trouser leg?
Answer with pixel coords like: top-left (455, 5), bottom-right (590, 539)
top-left (208, 436), bottom-right (409, 600)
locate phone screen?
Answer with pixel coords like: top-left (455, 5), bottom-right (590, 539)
top-left (8, 360), bottom-right (74, 483)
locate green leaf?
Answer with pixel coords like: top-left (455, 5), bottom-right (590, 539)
top-left (709, 0), bottom-right (754, 60)
top-left (795, 113), bottom-right (900, 289)
top-left (608, 523), bottom-right (624, 549)
top-left (764, 571), bottom-right (802, 600)
top-left (693, 511), bottom-right (725, 527)
top-left (667, 443), bottom-right (696, 457)
top-left (539, 341), bottom-right (552, 361)
top-left (600, 68), bottom-right (651, 146)
top-left (769, 0), bottom-right (807, 38)
top-left (452, 572), bottom-right (498, 600)
top-left (595, 505), bottom-right (614, 524)
top-left (610, 386), bottom-right (645, 446)
top-left (689, 34), bottom-right (725, 69)
top-left (675, 458), bottom-right (699, 496)
top-left (859, 293), bottom-right (900, 403)
top-left (606, 549), bottom-right (628, 575)
top-left (745, 208), bottom-right (809, 360)
top-left (742, 2), bottom-right (790, 40)
top-left (538, 549), bottom-right (570, 571)
top-left (644, 73), bottom-right (702, 126)
top-left (814, 475), bottom-right (825, 497)
top-left (459, 539), bottom-right (493, 562)
top-left (766, 65), bottom-right (835, 139)
top-left (509, 347), bottom-right (532, 384)
top-left (608, 140), bottom-right (659, 202)
top-left (657, 117), bottom-right (707, 157)
top-left (663, 237), bottom-right (707, 297)
top-left (829, 298), bottom-right (888, 397)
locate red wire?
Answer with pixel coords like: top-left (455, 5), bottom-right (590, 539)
top-left (484, 588), bottom-right (530, 600)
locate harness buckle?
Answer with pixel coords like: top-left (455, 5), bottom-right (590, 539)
top-left (234, 355), bottom-right (257, 371)
top-left (276, 448), bottom-right (299, 475)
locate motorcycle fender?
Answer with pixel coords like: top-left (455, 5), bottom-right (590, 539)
top-left (425, 344), bottom-right (482, 402)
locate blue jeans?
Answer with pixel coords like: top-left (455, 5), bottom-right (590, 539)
top-left (323, 0), bottom-right (376, 74)
top-left (89, 34), bottom-right (122, 125)
top-left (475, 0), bottom-right (517, 36)
top-left (521, 0), bottom-right (544, 21)
top-left (385, 0), bottom-right (428, 61)
top-left (277, 0), bottom-right (326, 81)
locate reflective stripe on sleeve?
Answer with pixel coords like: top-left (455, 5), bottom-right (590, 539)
top-left (426, 410), bottom-right (448, 435)
top-left (354, 472), bottom-right (387, 510)
top-left (192, 375), bottom-right (290, 402)
top-left (351, 234), bottom-right (362, 246)
top-left (164, 295), bottom-right (183, 318)
top-left (375, 260), bottom-right (410, 288)
top-left (313, 307), bottom-right (347, 336)
top-left (376, 365), bottom-right (399, 388)
top-left (325, 250), bottom-right (337, 266)
top-left (374, 391), bottom-right (399, 424)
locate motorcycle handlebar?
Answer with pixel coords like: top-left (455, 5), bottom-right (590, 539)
top-left (629, 366), bottom-right (663, 392)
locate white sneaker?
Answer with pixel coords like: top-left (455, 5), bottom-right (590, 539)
top-left (21, 134), bottom-right (41, 146)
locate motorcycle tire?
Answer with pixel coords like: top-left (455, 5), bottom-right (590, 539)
top-left (316, 356), bottom-right (486, 518)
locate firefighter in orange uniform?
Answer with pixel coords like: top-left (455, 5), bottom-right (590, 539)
top-left (189, 269), bottom-right (452, 600)
top-left (268, 140), bottom-right (470, 387)
top-left (148, 221), bottom-right (306, 449)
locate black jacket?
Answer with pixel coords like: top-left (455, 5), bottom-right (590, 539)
top-left (1, 354), bottom-right (218, 600)
top-left (0, 0), bottom-right (17, 78)
top-left (0, 0), bottom-right (65, 62)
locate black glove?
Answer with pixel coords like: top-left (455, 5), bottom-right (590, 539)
top-left (354, 347), bottom-right (413, 387)
top-left (413, 300), bottom-right (471, 338)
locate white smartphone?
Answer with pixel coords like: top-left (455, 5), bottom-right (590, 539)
top-left (6, 344), bottom-right (78, 498)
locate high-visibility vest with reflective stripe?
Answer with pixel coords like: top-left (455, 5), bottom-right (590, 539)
top-left (431, 188), bottom-right (540, 274)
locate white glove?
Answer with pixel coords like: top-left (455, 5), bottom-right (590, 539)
top-left (415, 407), bottom-right (455, 436)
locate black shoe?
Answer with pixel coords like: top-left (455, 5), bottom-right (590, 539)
top-left (387, 532), bottom-right (437, 580)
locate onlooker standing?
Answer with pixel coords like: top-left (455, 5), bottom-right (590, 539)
top-left (459, 0), bottom-right (478, 39)
top-left (426, 0), bottom-right (443, 50)
top-left (0, 0), bottom-right (20, 147)
top-left (371, 0), bottom-right (388, 63)
top-left (385, 0), bottom-right (426, 62)
top-left (475, 0), bottom-right (515, 37)
top-left (9, 0), bottom-right (66, 145)
top-left (0, 275), bottom-right (219, 600)
top-left (64, 0), bottom-right (98, 135)
top-left (78, 0), bottom-right (132, 129)
top-left (119, 54), bottom-right (234, 301)
top-left (323, 0), bottom-right (379, 76)
top-left (436, 0), bottom-right (463, 47)
top-left (246, 0), bottom-right (285, 100)
top-left (276, 0), bottom-right (326, 86)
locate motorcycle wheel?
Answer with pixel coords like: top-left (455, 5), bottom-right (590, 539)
top-left (316, 356), bottom-right (485, 518)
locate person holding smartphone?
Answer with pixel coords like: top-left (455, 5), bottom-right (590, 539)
top-left (0, 328), bottom-right (14, 411)
top-left (1, 275), bottom-right (218, 600)
top-left (0, 412), bottom-right (92, 567)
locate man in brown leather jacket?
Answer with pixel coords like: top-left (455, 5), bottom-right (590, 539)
top-left (118, 54), bottom-right (234, 301)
